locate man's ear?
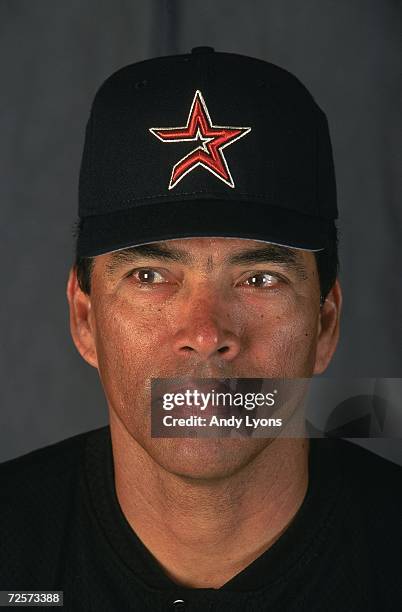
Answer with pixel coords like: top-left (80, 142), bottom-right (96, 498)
top-left (313, 278), bottom-right (342, 375)
top-left (66, 266), bottom-right (98, 368)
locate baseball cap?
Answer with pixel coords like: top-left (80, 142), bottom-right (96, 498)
top-left (76, 46), bottom-right (338, 257)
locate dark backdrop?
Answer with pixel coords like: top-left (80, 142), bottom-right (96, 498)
top-left (1, 0), bottom-right (401, 463)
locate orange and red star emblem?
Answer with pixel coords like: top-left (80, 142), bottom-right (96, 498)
top-left (149, 90), bottom-right (251, 190)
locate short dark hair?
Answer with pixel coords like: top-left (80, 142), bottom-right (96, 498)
top-left (73, 221), bottom-right (340, 305)
top-left (313, 222), bottom-right (340, 306)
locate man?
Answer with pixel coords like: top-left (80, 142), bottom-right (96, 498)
top-left (1, 47), bottom-right (401, 611)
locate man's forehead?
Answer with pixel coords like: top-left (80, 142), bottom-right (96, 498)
top-left (100, 238), bottom-right (311, 280)
top-left (105, 237), bottom-right (308, 257)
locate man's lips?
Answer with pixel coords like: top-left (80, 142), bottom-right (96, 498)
top-left (155, 379), bottom-right (231, 396)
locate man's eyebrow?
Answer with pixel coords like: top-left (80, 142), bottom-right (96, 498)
top-left (227, 244), bottom-right (308, 279)
top-left (104, 242), bottom-right (308, 280)
top-left (105, 243), bottom-right (192, 276)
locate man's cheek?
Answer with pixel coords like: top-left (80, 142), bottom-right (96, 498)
top-left (95, 295), bottom-right (162, 347)
top-left (92, 304), bottom-right (150, 384)
top-left (257, 315), bottom-right (317, 376)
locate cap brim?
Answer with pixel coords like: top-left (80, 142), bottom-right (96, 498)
top-left (76, 200), bottom-right (331, 257)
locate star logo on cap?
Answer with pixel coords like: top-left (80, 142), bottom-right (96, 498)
top-left (149, 90), bottom-right (251, 190)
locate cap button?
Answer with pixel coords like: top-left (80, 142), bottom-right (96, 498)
top-left (191, 46), bottom-right (215, 54)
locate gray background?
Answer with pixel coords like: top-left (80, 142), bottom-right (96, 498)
top-left (1, 0), bottom-right (401, 463)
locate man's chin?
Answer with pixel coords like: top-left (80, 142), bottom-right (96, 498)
top-left (145, 437), bottom-right (271, 481)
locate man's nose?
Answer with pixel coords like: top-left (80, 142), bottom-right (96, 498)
top-left (171, 297), bottom-right (241, 362)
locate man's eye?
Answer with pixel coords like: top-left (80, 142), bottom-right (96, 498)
top-left (131, 269), bottom-right (166, 284)
top-left (241, 272), bottom-right (280, 288)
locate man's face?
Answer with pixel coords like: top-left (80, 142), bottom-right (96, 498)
top-left (68, 237), bottom-right (341, 479)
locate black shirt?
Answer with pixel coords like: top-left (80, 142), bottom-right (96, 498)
top-left (0, 426), bottom-right (401, 611)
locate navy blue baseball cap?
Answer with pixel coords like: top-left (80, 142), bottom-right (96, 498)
top-left (76, 46), bottom-right (338, 257)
